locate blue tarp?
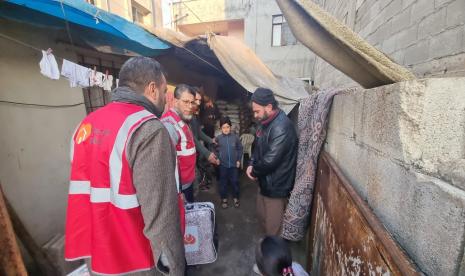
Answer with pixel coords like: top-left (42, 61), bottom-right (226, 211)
top-left (1, 0), bottom-right (170, 56)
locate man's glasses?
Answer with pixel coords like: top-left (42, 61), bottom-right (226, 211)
top-left (181, 99), bottom-right (196, 106)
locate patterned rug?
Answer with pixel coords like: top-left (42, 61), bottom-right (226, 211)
top-left (281, 88), bottom-right (345, 241)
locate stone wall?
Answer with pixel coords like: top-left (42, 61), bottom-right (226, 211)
top-left (325, 77), bottom-right (465, 275)
top-left (312, 0), bottom-right (465, 89)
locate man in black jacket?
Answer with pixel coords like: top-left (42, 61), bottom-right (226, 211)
top-left (246, 88), bottom-right (298, 236)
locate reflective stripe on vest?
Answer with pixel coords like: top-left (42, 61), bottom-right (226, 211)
top-left (69, 110), bottom-right (155, 210)
top-left (161, 116), bottom-right (196, 156)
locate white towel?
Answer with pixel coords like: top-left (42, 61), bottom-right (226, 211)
top-left (61, 59), bottom-right (91, 88)
top-left (39, 50), bottom-right (60, 80)
top-left (102, 74), bottom-right (113, 91)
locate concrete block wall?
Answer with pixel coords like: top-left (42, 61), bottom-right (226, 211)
top-left (312, 0), bottom-right (465, 89)
top-left (325, 77), bottom-right (465, 275)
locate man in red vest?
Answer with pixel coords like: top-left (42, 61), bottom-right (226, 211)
top-left (161, 85), bottom-right (197, 203)
top-left (65, 57), bottom-right (185, 275)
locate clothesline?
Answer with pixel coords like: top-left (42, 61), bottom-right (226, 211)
top-left (0, 32), bottom-right (118, 91)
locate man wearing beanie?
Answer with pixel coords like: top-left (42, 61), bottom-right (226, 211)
top-left (246, 88), bottom-right (298, 238)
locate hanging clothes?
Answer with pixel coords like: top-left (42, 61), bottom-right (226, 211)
top-left (102, 73), bottom-right (113, 91)
top-left (39, 49), bottom-right (60, 80)
top-left (61, 59), bottom-right (91, 88)
top-left (89, 69), bottom-right (104, 87)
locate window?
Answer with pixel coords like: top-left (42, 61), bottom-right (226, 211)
top-left (132, 6), bottom-right (145, 24)
top-left (78, 55), bottom-right (120, 114)
top-left (131, 1), bottom-right (151, 25)
top-left (272, 15), bottom-right (297, 47)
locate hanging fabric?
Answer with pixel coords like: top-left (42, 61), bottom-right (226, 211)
top-left (89, 67), bottom-right (104, 87)
top-left (61, 59), bottom-right (91, 88)
top-left (281, 88), bottom-right (346, 241)
top-left (102, 70), bottom-right (113, 91)
top-left (39, 48), bottom-right (60, 80)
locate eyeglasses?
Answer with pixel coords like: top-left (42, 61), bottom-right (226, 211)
top-left (180, 99), bottom-right (196, 106)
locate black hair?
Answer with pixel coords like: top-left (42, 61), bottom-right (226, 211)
top-left (220, 116), bottom-right (232, 127)
top-left (271, 101), bottom-right (279, 110)
top-left (174, 84), bottom-right (195, 99)
top-left (119, 57), bottom-right (165, 94)
top-left (255, 236), bottom-right (293, 276)
top-left (191, 86), bottom-right (201, 95)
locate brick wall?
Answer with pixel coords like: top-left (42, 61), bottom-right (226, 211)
top-left (313, 0), bottom-right (465, 89)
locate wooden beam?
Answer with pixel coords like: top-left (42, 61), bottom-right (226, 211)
top-left (0, 184), bottom-right (27, 276)
top-left (3, 189), bottom-right (58, 276)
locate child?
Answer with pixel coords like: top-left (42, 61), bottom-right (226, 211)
top-left (255, 236), bottom-right (309, 276)
top-left (215, 116), bottom-right (243, 208)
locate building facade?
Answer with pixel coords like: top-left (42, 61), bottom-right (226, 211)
top-left (170, 0), bottom-right (465, 90)
top-left (169, 0), bottom-right (316, 81)
top-left (88, 0), bottom-right (163, 27)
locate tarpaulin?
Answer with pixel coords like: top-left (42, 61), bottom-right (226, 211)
top-left (208, 35), bottom-right (309, 113)
top-left (1, 0), bottom-right (170, 56)
top-left (149, 27), bottom-right (310, 113)
top-left (276, 0), bottom-right (415, 88)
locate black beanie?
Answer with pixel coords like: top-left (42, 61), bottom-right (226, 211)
top-left (251, 88), bottom-right (276, 106)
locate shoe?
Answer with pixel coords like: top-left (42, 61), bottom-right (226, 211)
top-left (221, 199), bottom-right (228, 209)
top-left (253, 264), bottom-right (262, 275)
top-left (233, 198), bottom-right (240, 208)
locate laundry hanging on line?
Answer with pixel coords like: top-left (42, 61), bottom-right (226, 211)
top-left (38, 48), bottom-right (117, 90)
top-left (39, 48), bottom-right (60, 80)
top-left (61, 59), bottom-right (92, 88)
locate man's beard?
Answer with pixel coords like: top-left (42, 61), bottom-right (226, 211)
top-left (156, 98), bottom-right (165, 114)
top-left (180, 113), bottom-right (193, 122)
top-left (257, 111), bottom-right (270, 122)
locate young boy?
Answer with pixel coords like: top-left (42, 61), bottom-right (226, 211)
top-left (215, 116), bottom-right (243, 208)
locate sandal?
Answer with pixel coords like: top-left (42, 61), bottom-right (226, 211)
top-left (233, 198), bottom-right (240, 208)
top-left (221, 199), bottom-right (228, 209)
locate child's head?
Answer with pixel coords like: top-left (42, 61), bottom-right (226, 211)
top-left (220, 116), bottom-right (232, 135)
top-left (255, 236), bottom-right (293, 276)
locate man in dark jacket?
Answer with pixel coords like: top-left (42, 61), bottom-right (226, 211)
top-left (246, 88), bottom-right (298, 236)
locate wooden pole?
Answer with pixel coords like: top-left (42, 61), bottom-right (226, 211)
top-left (0, 184), bottom-right (28, 276)
top-left (3, 187), bottom-right (58, 276)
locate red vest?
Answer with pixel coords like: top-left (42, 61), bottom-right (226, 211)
top-left (65, 103), bottom-right (182, 275)
top-left (161, 109), bottom-right (196, 186)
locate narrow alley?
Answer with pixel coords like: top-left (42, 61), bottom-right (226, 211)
top-left (189, 172), bottom-right (261, 276)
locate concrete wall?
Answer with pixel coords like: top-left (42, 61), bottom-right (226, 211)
top-left (171, 0), bottom-right (251, 25)
top-left (0, 20), bottom-right (86, 246)
top-left (94, 0), bottom-right (160, 28)
top-left (325, 77), bottom-right (465, 275)
top-left (312, 0), bottom-right (465, 88)
top-left (107, 0), bottom-right (131, 19)
top-left (243, 0), bottom-right (315, 79)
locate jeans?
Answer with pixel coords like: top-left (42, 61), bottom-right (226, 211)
top-left (218, 165), bottom-right (239, 199)
top-left (182, 184), bottom-right (194, 203)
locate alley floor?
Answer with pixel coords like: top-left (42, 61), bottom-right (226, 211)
top-left (188, 172), bottom-right (262, 276)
